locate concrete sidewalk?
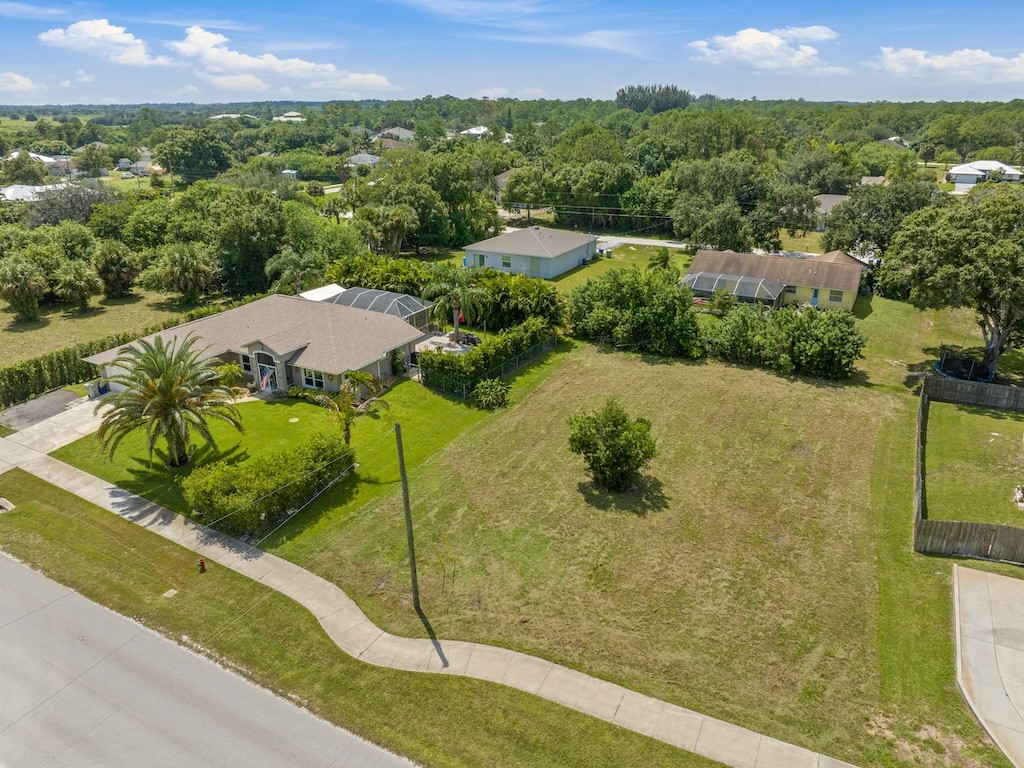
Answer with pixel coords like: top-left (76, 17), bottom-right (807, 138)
top-left (954, 565), bottom-right (1024, 768)
top-left (2, 397), bottom-right (108, 455)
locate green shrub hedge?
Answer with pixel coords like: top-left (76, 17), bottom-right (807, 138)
top-left (0, 294), bottom-right (265, 407)
top-left (418, 316), bottom-right (551, 392)
top-left (181, 432), bottom-right (353, 535)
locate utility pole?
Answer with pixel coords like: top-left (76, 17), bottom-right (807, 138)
top-left (394, 422), bottom-right (421, 612)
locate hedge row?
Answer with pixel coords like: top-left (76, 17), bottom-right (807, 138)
top-left (181, 432), bottom-right (353, 535)
top-left (0, 294), bottom-right (265, 407)
top-left (418, 316), bottom-right (551, 391)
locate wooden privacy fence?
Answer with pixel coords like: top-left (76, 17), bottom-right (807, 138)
top-left (923, 375), bottom-right (1024, 412)
top-left (913, 374), bottom-right (1024, 565)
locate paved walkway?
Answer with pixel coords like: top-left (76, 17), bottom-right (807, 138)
top-left (0, 400), bottom-right (858, 768)
top-left (954, 565), bottom-right (1024, 768)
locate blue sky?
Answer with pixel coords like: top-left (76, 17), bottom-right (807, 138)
top-left (2, 0), bottom-right (1024, 104)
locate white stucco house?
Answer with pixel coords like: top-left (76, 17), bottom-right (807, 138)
top-left (463, 226), bottom-right (598, 279)
top-left (948, 160), bottom-right (1022, 189)
top-left (85, 295), bottom-right (423, 394)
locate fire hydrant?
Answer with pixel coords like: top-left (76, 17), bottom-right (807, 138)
top-left (198, 557), bottom-right (206, 573)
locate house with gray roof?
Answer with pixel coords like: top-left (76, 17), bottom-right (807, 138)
top-left (85, 295), bottom-right (423, 394)
top-left (380, 126), bottom-right (414, 141)
top-left (347, 152), bottom-right (380, 168)
top-left (463, 225), bottom-right (597, 279)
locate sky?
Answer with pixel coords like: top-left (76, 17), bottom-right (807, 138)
top-left (1, 0), bottom-right (1024, 105)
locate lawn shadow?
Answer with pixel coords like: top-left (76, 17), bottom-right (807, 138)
top-left (3, 314), bottom-right (50, 333)
top-left (577, 475), bottom-right (668, 516)
top-left (99, 293), bottom-right (142, 307)
top-left (61, 305), bottom-right (106, 320)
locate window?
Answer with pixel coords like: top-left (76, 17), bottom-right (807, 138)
top-left (784, 285), bottom-right (797, 295)
top-left (302, 368), bottom-right (325, 388)
top-left (828, 289), bottom-right (844, 303)
top-left (502, 255), bottom-right (512, 269)
top-left (239, 353), bottom-right (252, 373)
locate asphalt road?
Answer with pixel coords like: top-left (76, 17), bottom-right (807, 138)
top-left (0, 554), bottom-right (417, 768)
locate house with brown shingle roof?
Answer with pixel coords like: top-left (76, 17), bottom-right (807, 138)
top-left (463, 225), bottom-right (597, 279)
top-left (85, 295), bottom-right (423, 394)
top-left (685, 249), bottom-right (864, 311)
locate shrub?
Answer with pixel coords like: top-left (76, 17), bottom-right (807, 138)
top-left (182, 432), bottom-right (353, 534)
top-left (418, 316), bottom-right (551, 393)
top-left (473, 378), bottom-right (510, 409)
top-left (568, 397), bottom-right (657, 492)
top-left (567, 267), bottom-right (702, 358)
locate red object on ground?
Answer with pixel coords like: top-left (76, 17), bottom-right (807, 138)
top-left (458, 314), bottom-right (465, 324)
top-left (198, 557), bottom-right (206, 573)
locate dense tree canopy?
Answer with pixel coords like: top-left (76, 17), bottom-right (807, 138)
top-left (883, 184), bottom-right (1024, 374)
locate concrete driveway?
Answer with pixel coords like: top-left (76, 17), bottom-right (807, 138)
top-left (954, 565), bottom-right (1024, 768)
top-left (0, 554), bottom-right (415, 768)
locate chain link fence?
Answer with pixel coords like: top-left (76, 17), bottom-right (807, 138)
top-left (420, 335), bottom-right (558, 398)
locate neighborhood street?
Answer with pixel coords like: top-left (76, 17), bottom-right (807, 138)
top-left (0, 554), bottom-right (415, 768)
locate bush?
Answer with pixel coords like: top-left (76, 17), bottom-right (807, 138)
top-left (473, 378), bottom-right (510, 409)
top-left (567, 267), bottom-right (702, 358)
top-left (182, 432), bottom-right (353, 534)
top-left (703, 304), bottom-right (865, 379)
top-left (418, 316), bottom-right (551, 393)
top-left (568, 397), bottom-right (657, 492)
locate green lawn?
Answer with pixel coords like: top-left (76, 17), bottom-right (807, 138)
top-left (52, 398), bottom-right (337, 513)
top-left (263, 342), bottom-right (1012, 768)
top-left (0, 290), bottom-right (190, 364)
top-left (779, 229), bottom-right (825, 253)
top-left (97, 173), bottom-right (154, 191)
top-left (552, 244), bottom-right (692, 292)
top-left (0, 468), bottom-right (720, 768)
top-left (925, 401), bottom-right (1024, 526)
top-left (0, 423), bottom-right (15, 437)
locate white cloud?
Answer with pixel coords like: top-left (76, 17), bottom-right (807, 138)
top-left (399, 0), bottom-right (543, 23)
top-left (75, 69), bottom-right (95, 83)
top-left (0, 2), bottom-right (64, 20)
top-left (39, 19), bottom-right (174, 66)
top-left (203, 73), bottom-right (268, 91)
top-left (689, 26), bottom-right (847, 73)
top-left (476, 85), bottom-right (546, 99)
top-left (0, 71), bottom-right (42, 93)
top-left (170, 26), bottom-right (337, 77)
top-left (872, 46), bottom-right (1024, 83)
top-left (169, 26), bottom-right (396, 92)
top-left (479, 29), bottom-right (640, 56)
top-left (771, 25), bottom-right (838, 42)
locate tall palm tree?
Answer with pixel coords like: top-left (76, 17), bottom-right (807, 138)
top-left (265, 249), bottom-right (326, 294)
top-left (314, 371), bottom-right (388, 446)
top-left (422, 265), bottom-right (489, 343)
top-left (97, 334), bottom-right (243, 468)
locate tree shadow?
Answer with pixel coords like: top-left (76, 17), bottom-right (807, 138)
top-left (99, 294), bottom-right (142, 307)
top-left (576, 474), bottom-right (668, 517)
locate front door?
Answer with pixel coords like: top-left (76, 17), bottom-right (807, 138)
top-left (255, 352), bottom-right (278, 390)
top-left (811, 288), bottom-right (819, 307)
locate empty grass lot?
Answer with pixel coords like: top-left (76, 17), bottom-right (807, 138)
top-left (38, 291), bottom-right (1024, 767)
top-left (0, 290), bottom-right (189, 364)
top-left (0, 469), bottom-right (720, 768)
top-left (925, 401), bottom-right (1024, 526)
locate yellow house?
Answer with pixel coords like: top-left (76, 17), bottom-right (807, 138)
top-left (686, 249), bottom-right (863, 311)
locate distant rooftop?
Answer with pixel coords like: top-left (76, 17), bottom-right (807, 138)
top-left (465, 226), bottom-right (596, 259)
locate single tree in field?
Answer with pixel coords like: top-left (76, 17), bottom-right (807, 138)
top-left (0, 255), bottom-right (47, 321)
top-left (54, 259), bottom-right (102, 311)
top-left (883, 184), bottom-right (1024, 375)
top-left (97, 334), bottom-right (243, 468)
top-left (313, 371), bottom-right (388, 446)
top-left (422, 265), bottom-right (489, 343)
top-left (568, 397), bottom-right (657, 492)
top-left (144, 242), bottom-right (217, 303)
top-left (93, 240), bottom-right (141, 298)
top-left (647, 247), bottom-right (671, 272)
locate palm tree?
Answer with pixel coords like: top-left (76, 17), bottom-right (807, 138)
top-left (314, 371), bottom-right (388, 446)
top-left (97, 334), bottom-right (243, 468)
top-left (422, 265), bottom-right (489, 343)
top-left (0, 255), bottom-right (47, 321)
top-left (265, 249), bottom-right (326, 294)
top-left (55, 259), bottom-right (102, 311)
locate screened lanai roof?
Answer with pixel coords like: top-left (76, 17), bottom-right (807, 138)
top-left (682, 271), bottom-right (786, 302)
top-left (326, 286), bottom-right (432, 319)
